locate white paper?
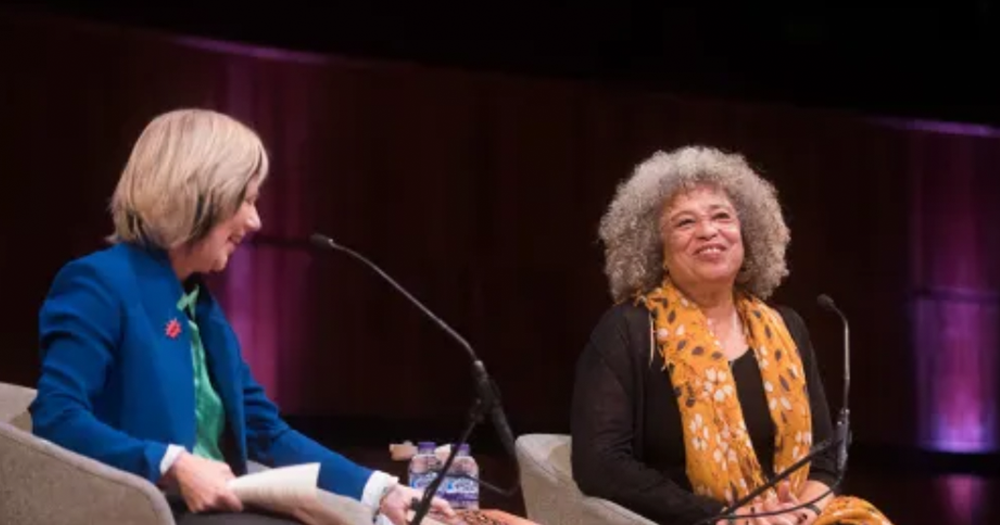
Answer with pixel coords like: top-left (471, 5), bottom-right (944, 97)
top-left (227, 463), bottom-right (321, 513)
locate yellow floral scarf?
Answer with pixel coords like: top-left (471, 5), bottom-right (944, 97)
top-left (639, 279), bottom-right (893, 525)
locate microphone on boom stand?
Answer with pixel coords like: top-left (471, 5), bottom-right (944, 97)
top-left (309, 234), bottom-right (520, 525)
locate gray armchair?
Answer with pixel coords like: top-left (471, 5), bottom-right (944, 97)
top-left (0, 381), bottom-right (175, 525)
top-left (514, 433), bottom-right (656, 525)
top-left (0, 381), bottom-right (375, 525)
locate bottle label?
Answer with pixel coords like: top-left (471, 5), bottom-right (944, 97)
top-left (439, 475), bottom-right (479, 509)
top-left (408, 471), bottom-right (439, 490)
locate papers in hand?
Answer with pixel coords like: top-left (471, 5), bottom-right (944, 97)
top-left (227, 463), bottom-right (321, 514)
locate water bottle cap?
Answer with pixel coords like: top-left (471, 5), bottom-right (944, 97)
top-left (417, 441), bottom-right (436, 452)
top-left (458, 443), bottom-right (471, 455)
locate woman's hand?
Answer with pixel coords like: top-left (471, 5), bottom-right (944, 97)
top-left (774, 481), bottom-right (819, 525)
top-left (759, 492), bottom-right (799, 525)
top-left (378, 484), bottom-right (459, 525)
top-left (792, 480), bottom-right (831, 524)
top-left (717, 483), bottom-right (814, 525)
top-left (717, 500), bottom-right (779, 525)
top-left (164, 451), bottom-right (243, 513)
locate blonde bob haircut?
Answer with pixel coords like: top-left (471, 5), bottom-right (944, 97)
top-left (598, 146), bottom-right (790, 303)
top-left (109, 108), bottom-right (268, 249)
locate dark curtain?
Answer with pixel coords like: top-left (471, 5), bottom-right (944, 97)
top-left (2, 10), bottom-right (997, 452)
top-left (903, 125), bottom-right (1000, 453)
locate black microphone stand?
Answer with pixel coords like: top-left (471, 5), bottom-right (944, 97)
top-left (822, 294), bottom-right (852, 475)
top-left (409, 362), bottom-right (514, 525)
top-left (308, 234), bottom-right (520, 525)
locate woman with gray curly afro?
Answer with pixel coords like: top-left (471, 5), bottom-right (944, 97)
top-left (598, 146), bottom-right (790, 303)
top-left (570, 147), bottom-right (893, 525)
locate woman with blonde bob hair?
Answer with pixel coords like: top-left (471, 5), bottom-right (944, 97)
top-left (30, 109), bottom-right (456, 525)
top-left (570, 146), bottom-right (892, 525)
top-left (109, 108), bottom-right (270, 252)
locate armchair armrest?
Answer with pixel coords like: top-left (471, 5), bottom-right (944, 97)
top-left (0, 381), bottom-right (36, 432)
top-left (515, 433), bottom-right (655, 525)
top-left (0, 422), bottom-right (175, 525)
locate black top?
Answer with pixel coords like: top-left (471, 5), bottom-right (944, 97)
top-left (570, 302), bottom-right (837, 525)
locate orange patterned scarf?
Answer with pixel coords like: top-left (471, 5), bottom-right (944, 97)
top-left (638, 279), bottom-right (893, 525)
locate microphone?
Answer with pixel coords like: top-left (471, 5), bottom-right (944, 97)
top-left (309, 234), bottom-right (477, 362)
top-left (309, 233), bottom-right (520, 524)
top-left (816, 294), bottom-right (851, 473)
top-left (692, 294), bottom-right (852, 525)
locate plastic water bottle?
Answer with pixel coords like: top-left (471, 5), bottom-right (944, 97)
top-left (443, 444), bottom-right (479, 510)
top-left (408, 441), bottom-right (440, 491)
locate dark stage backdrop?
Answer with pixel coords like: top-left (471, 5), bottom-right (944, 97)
top-left (2, 10), bottom-right (998, 453)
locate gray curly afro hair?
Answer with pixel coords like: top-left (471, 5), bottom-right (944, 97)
top-left (598, 146), bottom-right (790, 302)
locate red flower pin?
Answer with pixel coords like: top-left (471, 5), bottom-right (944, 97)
top-left (165, 318), bottom-right (182, 339)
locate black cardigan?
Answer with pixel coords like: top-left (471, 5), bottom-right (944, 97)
top-left (570, 302), bottom-right (837, 525)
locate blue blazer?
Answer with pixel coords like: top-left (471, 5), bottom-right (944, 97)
top-left (30, 242), bottom-right (374, 499)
